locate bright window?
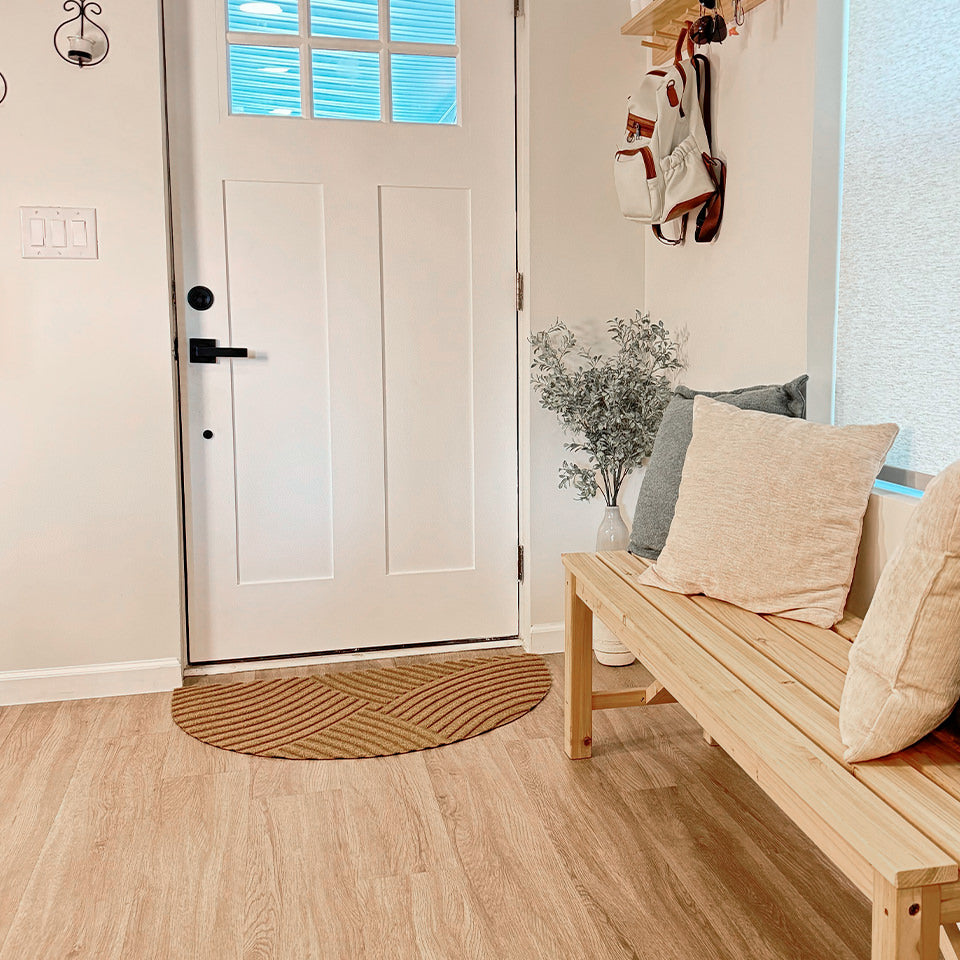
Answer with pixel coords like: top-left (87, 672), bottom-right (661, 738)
top-left (226, 0), bottom-right (458, 123)
top-left (391, 54), bottom-right (456, 124)
top-left (835, 1), bottom-right (960, 487)
top-left (229, 45), bottom-right (302, 116)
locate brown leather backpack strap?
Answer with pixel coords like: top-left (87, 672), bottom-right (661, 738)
top-left (692, 53), bottom-right (712, 149)
top-left (674, 22), bottom-right (694, 64)
top-left (695, 155), bottom-right (726, 242)
top-left (653, 215), bottom-right (688, 246)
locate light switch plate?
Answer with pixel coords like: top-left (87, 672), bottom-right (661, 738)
top-left (20, 207), bottom-right (98, 259)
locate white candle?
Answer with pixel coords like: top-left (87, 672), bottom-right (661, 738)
top-left (67, 35), bottom-right (96, 62)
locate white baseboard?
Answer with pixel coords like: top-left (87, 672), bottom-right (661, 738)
top-left (528, 621), bottom-right (564, 654)
top-left (0, 658), bottom-right (183, 706)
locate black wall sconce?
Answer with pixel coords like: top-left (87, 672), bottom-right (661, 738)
top-left (54, 1), bottom-right (110, 68)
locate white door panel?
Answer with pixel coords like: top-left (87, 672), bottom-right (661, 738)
top-left (166, 0), bottom-right (519, 661)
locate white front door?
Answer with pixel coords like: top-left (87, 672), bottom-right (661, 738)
top-left (165, 0), bottom-right (519, 662)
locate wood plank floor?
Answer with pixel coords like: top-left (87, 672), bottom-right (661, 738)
top-left (0, 649), bottom-right (871, 959)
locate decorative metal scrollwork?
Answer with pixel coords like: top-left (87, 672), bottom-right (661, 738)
top-left (54, 1), bottom-right (110, 69)
top-left (0, 71), bottom-right (7, 105)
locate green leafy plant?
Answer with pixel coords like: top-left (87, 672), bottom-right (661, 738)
top-left (530, 311), bottom-right (683, 506)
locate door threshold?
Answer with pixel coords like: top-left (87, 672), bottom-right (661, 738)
top-left (184, 635), bottom-right (522, 677)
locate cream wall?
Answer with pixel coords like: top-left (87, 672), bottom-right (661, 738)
top-left (0, 0), bottom-right (182, 689)
top-left (521, 0), bottom-right (649, 646)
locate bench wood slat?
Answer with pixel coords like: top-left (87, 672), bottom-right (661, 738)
top-left (618, 551), bottom-right (856, 672)
top-left (601, 553), bottom-right (848, 709)
top-left (563, 552), bottom-right (957, 891)
top-left (598, 553), bottom-right (960, 886)
top-left (604, 555), bottom-right (960, 844)
top-left (766, 614), bottom-right (853, 673)
top-left (595, 555), bottom-right (960, 887)
top-left (834, 612), bottom-right (864, 642)
top-left (903, 736), bottom-right (960, 806)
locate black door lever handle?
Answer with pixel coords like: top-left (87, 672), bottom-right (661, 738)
top-left (189, 338), bottom-right (250, 364)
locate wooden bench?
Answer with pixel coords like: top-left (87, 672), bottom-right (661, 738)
top-left (563, 550), bottom-right (960, 960)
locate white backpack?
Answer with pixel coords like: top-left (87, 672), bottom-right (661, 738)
top-left (614, 28), bottom-right (725, 244)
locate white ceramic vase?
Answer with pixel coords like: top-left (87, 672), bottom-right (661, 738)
top-left (593, 504), bottom-right (637, 666)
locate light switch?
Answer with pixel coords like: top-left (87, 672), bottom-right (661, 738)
top-left (20, 207), bottom-right (98, 259)
top-left (50, 220), bottom-right (67, 247)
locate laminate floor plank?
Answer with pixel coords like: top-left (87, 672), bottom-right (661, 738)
top-left (0, 649), bottom-right (871, 959)
top-left (0, 704), bottom-right (24, 752)
top-left (0, 699), bottom-right (98, 953)
top-left (674, 732), bottom-right (870, 957)
top-left (251, 788), bottom-right (365, 959)
top-left (424, 734), bottom-right (621, 959)
top-left (506, 736), bottom-right (725, 960)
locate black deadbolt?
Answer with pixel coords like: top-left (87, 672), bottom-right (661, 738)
top-left (187, 285), bottom-right (215, 311)
top-left (202, 429), bottom-right (214, 440)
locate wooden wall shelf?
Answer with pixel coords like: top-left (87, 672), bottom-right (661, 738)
top-left (622, 0), bottom-right (768, 65)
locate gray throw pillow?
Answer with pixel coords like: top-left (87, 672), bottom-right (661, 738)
top-left (628, 375), bottom-right (808, 559)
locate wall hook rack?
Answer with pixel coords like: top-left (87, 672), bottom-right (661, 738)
top-left (54, 1), bottom-right (110, 68)
top-left (623, 0), bottom-right (769, 64)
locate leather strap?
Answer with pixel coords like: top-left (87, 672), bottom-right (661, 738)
top-left (674, 22), bottom-right (694, 64)
top-left (695, 155), bottom-right (726, 242)
top-left (653, 215), bottom-right (687, 246)
top-left (692, 54), bottom-right (712, 149)
top-left (691, 53), bottom-right (725, 242)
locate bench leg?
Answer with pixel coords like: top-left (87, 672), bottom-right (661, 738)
top-left (871, 873), bottom-right (940, 960)
top-left (564, 570), bottom-right (593, 759)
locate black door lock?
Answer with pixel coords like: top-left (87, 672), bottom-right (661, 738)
top-left (187, 286), bottom-right (215, 311)
top-left (189, 338), bottom-right (249, 364)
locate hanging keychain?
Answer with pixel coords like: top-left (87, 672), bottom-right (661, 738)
top-left (727, 0), bottom-right (745, 36)
top-left (692, 0), bottom-right (727, 45)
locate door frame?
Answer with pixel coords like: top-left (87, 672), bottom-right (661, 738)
top-left (157, 0), bottom-right (533, 670)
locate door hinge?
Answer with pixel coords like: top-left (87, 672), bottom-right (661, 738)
top-left (518, 544), bottom-right (525, 582)
top-left (516, 271), bottom-right (524, 311)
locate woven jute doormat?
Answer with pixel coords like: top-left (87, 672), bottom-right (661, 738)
top-left (171, 653), bottom-right (551, 759)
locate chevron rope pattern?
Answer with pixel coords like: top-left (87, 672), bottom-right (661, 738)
top-left (171, 654), bottom-right (552, 759)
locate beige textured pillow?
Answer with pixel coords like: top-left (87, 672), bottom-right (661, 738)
top-left (840, 460), bottom-right (960, 762)
top-left (638, 396), bottom-right (898, 627)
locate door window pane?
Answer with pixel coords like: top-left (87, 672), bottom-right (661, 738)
top-left (391, 54), bottom-right (456, 124)
top-left (312, 50), bottom-right (381, 121)
top-left (389, 0), bottom-right (455, 45)
top-left (310, 0), bottom-right (378, 39)
top-left (228, 0), bottom-right (299, 34)
top-left (229, 45), bottom-right (302, 115)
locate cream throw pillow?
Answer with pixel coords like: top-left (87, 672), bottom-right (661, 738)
top-left (638, 396), bottom-right (898, 628)
top-left (840, 460), bottom-right (960, 762)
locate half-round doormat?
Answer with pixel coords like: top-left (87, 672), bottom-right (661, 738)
top-left (171, 654), bottom-right (551, 759)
